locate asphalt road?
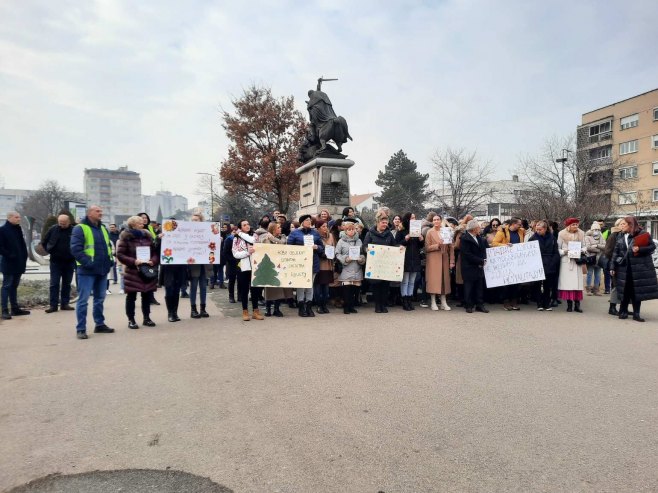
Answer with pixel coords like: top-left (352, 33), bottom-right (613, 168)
top-left (1, 288), bottom-right (657, 492)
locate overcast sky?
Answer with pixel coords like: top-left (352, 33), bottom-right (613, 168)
top-left (1, 0), bottom-right (657, 206)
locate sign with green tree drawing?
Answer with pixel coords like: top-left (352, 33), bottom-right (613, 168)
top-left (251, 244), bottom-right (313, 288)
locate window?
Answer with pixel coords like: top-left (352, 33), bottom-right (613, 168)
top-left (654, 189), bottom-right (658, 202)
top-left (590, 146), bottom-right (611, 161)
top-left (620, 114), bottom-right (639, 130)
top-left (618, 192), bottom-right (637, 205)
top-left (619, 166), bottom-right (638, 179)
top-left (653, 162), bottom-right (658, 175)
top-left (654, 107), bottom-right (658, 121)
top-left (620, 140), bottom-right (638, 155)
top-left (589, 120), bottom-right (611, 136)
top-left (652, 135), bottom-right (658, 149)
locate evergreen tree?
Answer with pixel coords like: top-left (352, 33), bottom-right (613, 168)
top-left (252, 254), bottom-right (280, 286)
top-left (375, 150), bottom-right (430, 215)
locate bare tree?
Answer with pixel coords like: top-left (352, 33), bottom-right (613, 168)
top-left (430, 148), bottom-right (494, 218)
top-left (19, 180), bottom-right (80, 228)
top-left (515, 134), bottom-right (632, 223)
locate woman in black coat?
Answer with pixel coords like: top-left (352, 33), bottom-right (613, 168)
top-left (611, 215), bottom-right (658, 322)
top-left (529, 220), bottom-right (560, 311)
top-left (363, 213), bottom-right (397, 313)
top-left (395, 212), bottom-right (424, 311)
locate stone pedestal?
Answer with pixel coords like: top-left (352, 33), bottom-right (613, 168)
top-left (295, 158), bottom-right (355, 218)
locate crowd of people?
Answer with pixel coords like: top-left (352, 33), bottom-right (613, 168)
top-left (0, 203), bottom-right (656, 339)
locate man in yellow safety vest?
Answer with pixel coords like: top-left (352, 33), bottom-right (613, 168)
top-left (70, 205), bottom-right (114, 339)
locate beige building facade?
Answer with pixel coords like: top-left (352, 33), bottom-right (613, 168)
top-left (577, 88), bottom-right (658, 236)
top-left (84, 166), bottom-right (142, 225)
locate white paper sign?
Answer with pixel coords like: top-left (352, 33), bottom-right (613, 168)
top-left (136, 246), bottom-right (151, 262)
top-left (160, 220), bottom-right (221, 265)
top-left (348, 246), bottom-right (361, 260)
top-left (568, 241), bottom-right (582, 258)
top-left (484, 241), bottom-right (545, 288)
top-left (365, 244), bottom-right (405, 282)
top-left (303, 235), bottom-right (314, 247)
top-left (440, 227), bottom-right (453, 244)
top-left (325, 245), bottom-right (335, 259)
top-left (409, 220), bottom-right (422, 237)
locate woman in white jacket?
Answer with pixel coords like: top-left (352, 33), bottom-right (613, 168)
top-left (557, 218), bottom-right (586, 313)
top-left (232, 219), bottom-right (264, 322)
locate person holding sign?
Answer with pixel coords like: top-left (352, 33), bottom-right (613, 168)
top-left (116, 215), bottom-right (159, 329)
top-left (335, 219), bottom-right (366, 314)
top-left (363, 211), bottom-right (397, 313)
top-left (232, 219), bottom-right (265, 322)
top-left (492, 217), bottom-right (526, 310)
top-left (314, 220), bottom-right (335, 314)
top-left (287, 214), bottom-right (324, 317)
top-left (188, 213), bottom-right (211, 320)
top-left (395, 213), bottom-right (424, 311)
top-left (460, 220), bottom-right (489, 313)
top-left (611, 216), bottom-right (658, 322)
top-left (425, 214), bottom-right (455, 311)
top-left (557, 218), bottom-right (586, 313)
top-left (528, 220), bottom-right (560, 311)
top-left (257, 222), bottom-right (291, 317)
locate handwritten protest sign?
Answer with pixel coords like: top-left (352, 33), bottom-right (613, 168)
top-left (409, 220), bottom-right (422, 237)
top-left (160, 220), bottom-right (221, 265)
top-left (484, 241), bottom-right (545, 288)
top-left (251, 244), bottom-right (313, 288)
top-left (365, 244), bottom-right (405, 282)
top-left (568, 241), bottom-right (582, 259)
top-left (440, 227), bottom-right (453, 244)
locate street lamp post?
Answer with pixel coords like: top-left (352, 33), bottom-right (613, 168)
top-left (555, 149), bottom-right (573, 200)
top-left (196, 172), bottom-right (214, 221)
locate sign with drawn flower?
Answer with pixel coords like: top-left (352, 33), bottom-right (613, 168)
top-left (160, 220), bottom-right (221, 265)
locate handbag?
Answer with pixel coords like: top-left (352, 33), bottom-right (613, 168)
top-left (597, 254), bottom-right (608, 270)
top-left (334, 261), bottom-right (343, 274)
top-left (585, 254), bottom-right (597, 266)
top-left (574, 253), bottom-right (588, 266)
top-left (138, 263), bottom-right (159, 281)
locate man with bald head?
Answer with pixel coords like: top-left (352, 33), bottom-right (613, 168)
top-left (0, 211), bottom-right (30, 319)
top-left (70, 205), bottom-right (114, 339)
top-left (41, 214), bottom-right (76, 313)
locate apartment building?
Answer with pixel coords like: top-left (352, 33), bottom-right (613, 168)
top-left (84, 166), bottom-right (142, 225)
top-left (143, 191), bottom-right (188, 222)
top-left (577, 88), bottom-right (658, 236)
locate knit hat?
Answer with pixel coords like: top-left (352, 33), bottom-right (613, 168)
top-left (343, 217), bottom-right (357, 224)
top-left (590, 221), bottom-right (601, 230)
top-left (564, 217), bottom-right (579, 226)
top-left (299, 214), bottom-right (312, 224)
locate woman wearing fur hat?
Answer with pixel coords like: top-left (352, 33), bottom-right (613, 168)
top-left (584, 221), bottom-right (606, 296)
top-left (557, 218), bottom-right (586, 313)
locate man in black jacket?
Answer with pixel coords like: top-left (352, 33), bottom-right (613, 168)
top-left (41, 214), bottom-right (76, 313)
top-left (460, 219), bottom-right (490, 314)
top-left (0, 211), bottom-right (30, 319)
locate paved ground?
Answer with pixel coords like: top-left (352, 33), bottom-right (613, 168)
top-left (1, 287), bottom-right (657, 492)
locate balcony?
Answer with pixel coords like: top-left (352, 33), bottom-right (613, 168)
top-left (589, 131), bottom-right (612, 144)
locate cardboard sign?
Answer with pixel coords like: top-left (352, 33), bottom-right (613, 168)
top-left (251, 243), bottom-right (313, 288)
top-left (484, 241), bottom-right (545, 288)
top-left (160, 220), bottom-right (221, 265)
top-left (409, 220), bottom-right (422, 237)
top-left (365, 244), bottom-right (405, 282)
top-left (568, 241), bottom-right (582, 259)
top-left (440, 227), bottom-right (453, 244)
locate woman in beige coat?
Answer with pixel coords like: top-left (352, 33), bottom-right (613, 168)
top-left (425, 214), bottom-right (455, 311)
top-left (258, 222), bottom-right (292, 317)
top-left (557, 218), bottom-right (586, 313)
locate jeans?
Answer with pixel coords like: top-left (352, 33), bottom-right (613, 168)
top-left (1, 273), bottom-right (22, 310)
top-left (400, 272), bottom-right (417, 297)
top-left (586, 265), bottom-right (601, 289)
top-left (190, 269), bottom-right (207, 305)
top-left (75, 273), bottom-right (107, 332)
top-left (313, 283), bottom-right (330, 304)
top-left (111, 262), bottom-right (117, 283)
top-left (49, 261), bottom-right (75, 307)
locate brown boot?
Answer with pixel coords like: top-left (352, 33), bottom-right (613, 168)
top-left (586, 286), bottom-right (592, 296)
top-left (242, 310), bottom-right (250, 321)
top-left (592, 286), bottom-right (602, 296)
top-left (252, 309), bottom-right (264, 320)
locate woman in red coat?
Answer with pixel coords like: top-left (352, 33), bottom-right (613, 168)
top-left (116, 216), bottom-right (159, 329)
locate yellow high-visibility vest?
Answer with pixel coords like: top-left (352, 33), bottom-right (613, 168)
top-left (76, 223), bottom-right (113, 266)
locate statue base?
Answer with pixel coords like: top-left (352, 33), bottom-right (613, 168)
top-left (296, 158), bottom-right (355, 218)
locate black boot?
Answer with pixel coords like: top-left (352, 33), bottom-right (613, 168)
top-left (306, 301), bottom-right (315, 317)
top-left (608, 303), bottom-right (618, 316)
top-left (143, 317), bottom-right (156, 327)
top-left (574, 301), bottom-right (583, 313)
top-left (265, 301), bottom-right (273, 317)
top-left (343, 286), bottom-right (352, 314)
top-left (191, 304), bottom-right (201, 319)
top-left (169, 295), bottom-right (181, 322)
top-left (200, 304), bottom-right (209, 318)
top-left (298, 302), bottom-right (308, 317)
top-left (319, 301), bottom-right (329, 314)
top-left (632, 301), bottom-right (645, 322)
top-left (273, 301), bottom-right (283, 317)
top-left (165, 296), bottom-right (176, 322)
top-left (619, 302), bottom-right (629, 319)
top-left (128, 319), bottom-right (139, 329)
top-left (566, 300), bottom-right (573, 312)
